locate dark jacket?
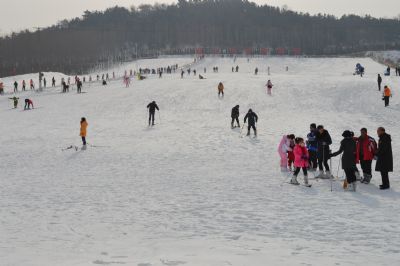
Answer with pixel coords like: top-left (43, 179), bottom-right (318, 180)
top-left (231, 106), bottom-right (239, 118)
top-left (375, 133), bottom-right (393, 172)
top-left (316, 130), bottom-right (332, 155)
top-left (147, 102), bottom-right (159, 113)
top-left (378, 76), bottom-right (382, 84)
top-left (331, 137), bottom-right (356, 169)
top-left (244, 111), bottom-right (258, 125)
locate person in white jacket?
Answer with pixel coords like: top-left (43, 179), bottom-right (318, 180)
top-left (278, 134), bottom-right (295, 172)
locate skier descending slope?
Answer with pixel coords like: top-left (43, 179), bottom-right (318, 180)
top-left (218, 82), bottom-right (224, 98)
top-left (9, 96), bottom-right (19, 109)
top-left (266, 80), bottom-right (273, 95)
top-left (244, 109), bottom-right (258, 137)
top-left (147, 101), bottom-right (159, 126)
top-left (383, 86), bottom-right (392, 107)
top-left (290, 137), bottom-right (311, 187)
top-left (231, 105), bottom-right (240, 129)
top-left (80, 117), bottom-right (88, 149)
top-left (316, 125), bottom-right (333, 178)
top-left (330, 130), bottom-right (358, 192)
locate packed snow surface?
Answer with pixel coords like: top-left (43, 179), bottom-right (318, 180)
top-left (1, 57), bottom-right (399, 266)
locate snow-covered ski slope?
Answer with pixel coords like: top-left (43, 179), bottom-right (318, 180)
top-left (1, 56), bottom-right (399, 266)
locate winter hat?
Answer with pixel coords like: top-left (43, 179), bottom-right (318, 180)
top-left (342, 130), bottom-right (352, 138)
top-left (295, 137), bottom-right (304, 144)
top-left (248, 109), bottom-right (253, 112)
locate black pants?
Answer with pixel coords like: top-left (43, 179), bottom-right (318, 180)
top-left (308, 150), bottom-right (318, 170)
top-left (294, 167), bottom-right (307, 176)
top-left (231, 117), bottom-right (239, 126)
top-left (360, 159), bottom-right (372, 176)
top-left (384, 96), bottom-right (390, 107)
top-left (149, 112), bottom-right (155, 125)
top-left (380, 171), bottom-right (390, 187)
top-left (81, 137), bottom-right (86, 145)
top-left (248, 124), bottom-right (256, 133)
top-left (344, 168), bottom-right (356, 183)
top-left (77, 86), bottom-right (81, 93)
top-left (378, 83), bottom-right (381, 91)
top-left (218, 91), bottom-right (224, 96)
top-left (318, 149), bottom-right (330, 171)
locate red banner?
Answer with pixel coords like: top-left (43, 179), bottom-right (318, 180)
top-left (275, 47), bottom-right (286, 55)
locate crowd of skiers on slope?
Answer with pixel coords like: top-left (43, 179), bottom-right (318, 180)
top-left (278, 124), bottom-right (393, 191)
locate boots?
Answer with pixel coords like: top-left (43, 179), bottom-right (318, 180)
top-left (290, 175), bottom-right (300, 185)
top-left (347, 182), bottom-right (356, 192)
top-left (362, 174), bottom-right (372, 184)
top-left (246, 130), bottom-right (250, 136)
top-left (231, 122), bottom-right (234, 129)
top-left (325, 171), bottom-right (334, 179)
top-left (254, 129), bottom-right (257, 136)
top-left (316, 171), bottom-right (325, 178)
top-left (304, 175), bottom-right (309, 185)
top-left (355, 171), bottom-right (361, 181)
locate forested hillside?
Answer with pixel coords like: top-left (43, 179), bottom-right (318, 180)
top-left (1, 0), bottom-right (400, 76)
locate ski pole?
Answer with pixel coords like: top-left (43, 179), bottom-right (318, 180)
top-left (239, 122), bottom-right (246, 137)
top-left (330, 149), bottom-right (333, 192)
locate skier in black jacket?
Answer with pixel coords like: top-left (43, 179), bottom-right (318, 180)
top-left (231, 105), bottom-right (240, 128)
top-left (147, 101), bottom-right (159, 126)
top-left (331, 130), bottom-right (357, 191)
top-left (375, 127), bottom-right (393, 190)
top-left (244, 109), bottom-right (258, 136)
top-left (316, 125), bottom-right (333, 178)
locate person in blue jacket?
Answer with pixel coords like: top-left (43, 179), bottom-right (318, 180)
top-left (306, 123), bottom-right (318, 171)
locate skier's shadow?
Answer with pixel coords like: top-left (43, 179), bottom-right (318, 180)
top-left (349, 184), bottom-right (400, 208)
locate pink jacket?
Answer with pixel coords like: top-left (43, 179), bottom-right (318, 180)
top-left (294, 145), bottom-right (309, 168)
top-left (278, 135), bottom-right (292, 154)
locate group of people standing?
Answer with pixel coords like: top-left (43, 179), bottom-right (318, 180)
top-left (279, 124), bottom-right (393, 191)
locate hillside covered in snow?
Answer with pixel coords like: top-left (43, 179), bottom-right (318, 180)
top-left (0, 56), bottom-right (399, 266)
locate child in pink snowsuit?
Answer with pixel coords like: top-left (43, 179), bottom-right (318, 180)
top-left (287, 136), bottom-right (295, 171)
top-left (278, 135), bottom-right (291, 172)
top-left (290, 137), bottom-right (310, 185)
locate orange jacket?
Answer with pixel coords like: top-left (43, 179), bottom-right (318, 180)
top-left (384, 87), bottom-right (391, 97)
top-left (80, 121), bottom-right (88, 137)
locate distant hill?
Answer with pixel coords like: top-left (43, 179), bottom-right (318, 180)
top-left (1, 0), bottom-right (400, 77)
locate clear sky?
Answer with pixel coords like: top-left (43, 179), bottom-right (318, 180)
top-left (0, 0), bottom-right (399, 35)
